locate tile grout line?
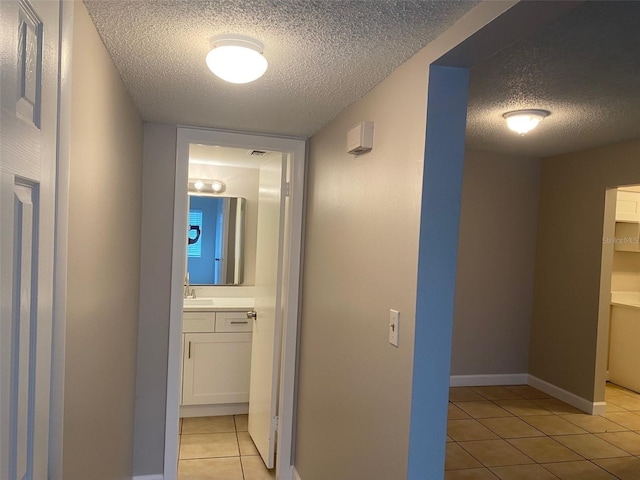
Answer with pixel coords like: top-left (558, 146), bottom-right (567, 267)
top-left (461, 384), bottom-right (640, 433)
top-left (234, 415), bottom-right (247, 480)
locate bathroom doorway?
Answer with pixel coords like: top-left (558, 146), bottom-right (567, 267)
top-left (165, 127), bottom-right (306, 480)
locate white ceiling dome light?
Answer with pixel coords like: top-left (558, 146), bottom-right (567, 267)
top-left (503, 109), bottom-right (550, 135)
top-left (206, 34), bottom-right (268, 84)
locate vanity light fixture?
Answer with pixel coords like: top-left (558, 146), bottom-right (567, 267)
top-left (503, 109), bottom-right (550, 135)
top-left (188, 179), bottom-right (226, 195)
top-left (211, 180), bottom-right (226, 193)
top-left (205, 34), bottom-right (268, 84)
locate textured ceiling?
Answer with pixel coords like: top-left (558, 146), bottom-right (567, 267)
top-left (83, 0), bottom-right (478, 138)
top-left (466, 1), bottom-right (640, 158)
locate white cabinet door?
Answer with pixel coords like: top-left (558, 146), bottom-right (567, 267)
top-left (182, 332), bottom-right (252, 405)
top-left (616, 190), bottom-right (640, 223)
top-left (1, 1), bottom-right (61, 478)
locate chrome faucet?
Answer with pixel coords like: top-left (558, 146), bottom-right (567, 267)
top-left (184, 273), bottom-right (196, 298)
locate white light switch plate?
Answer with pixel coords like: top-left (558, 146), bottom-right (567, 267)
top-left (389, 309), bottom-right (399, 347)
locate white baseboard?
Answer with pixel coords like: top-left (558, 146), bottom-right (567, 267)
top-left (528, 375), bottom-right (597, 414)
top-left (132, 475), bottom-right (163, 480)
top-left (450, 374), bottom-right (528, 387)
top-left (593, 402), bottom-right (608, 415)
top-left (292, 466), bottom-right (302, 480)
top-left (180, 403), bottom-right (248, 418)
top-left (451, 373), bottom-right (607, 415)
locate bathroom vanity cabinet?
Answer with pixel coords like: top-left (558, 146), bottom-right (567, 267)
top-left (181, 310), bottom-right (253, 410)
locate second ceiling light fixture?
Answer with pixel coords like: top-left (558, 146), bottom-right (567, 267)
top-left (503, 109), bottom-right (550, 135)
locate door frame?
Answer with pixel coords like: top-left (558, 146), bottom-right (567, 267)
top-left (164, 127), bottom-right (306, 480)
top-left (49, 1), bottom-right (74, 478)
top-left (594, 188), bottom-right (617, 407)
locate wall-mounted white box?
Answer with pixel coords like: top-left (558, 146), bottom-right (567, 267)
top-left (347, 121), bottom-right (374, 155)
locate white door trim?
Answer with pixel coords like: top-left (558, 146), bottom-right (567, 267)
top-left (49, 1), bottom-right (73, 478)
top-left (165, 127), bottom-right (306, 480)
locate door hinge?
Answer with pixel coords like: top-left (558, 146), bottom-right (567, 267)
top-left (271, 415), bottom-right (279, 433)
top-left (283, 182), bottom-right (291, 197)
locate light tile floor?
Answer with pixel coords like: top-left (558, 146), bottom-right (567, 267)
top-left (178, 415), bottom-right (275, 480)
top-left (446, 383), bottom-right (640, 479)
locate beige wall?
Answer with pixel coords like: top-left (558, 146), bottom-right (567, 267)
top-left (63, 2), bottom-right (143, 479)
top-left (298, 63), bottom-right (423, 480)
top-left (451, 150), bottom-right (540, 376)
top-left (295, 3), bottom-right (516, 477)
top-left (530, 138), bottom-right (640, 401)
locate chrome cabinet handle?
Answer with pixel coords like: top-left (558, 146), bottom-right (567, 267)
top-left (230, 321), bottom-right (249, 325)
top-left (247, 310), bottom-right (257, 320)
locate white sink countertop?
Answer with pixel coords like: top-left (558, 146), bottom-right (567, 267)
top-left (183, 297), bottom-right (254, 312)
top-left (611, 291), bottom-right (640, 309)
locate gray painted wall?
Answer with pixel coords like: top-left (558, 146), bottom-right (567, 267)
top-left (451, 150), bottom-right (540, 376)
top-left (133, 123), bottom-right (177, 475)
top-left (530, 138), bottom-right (640, 401)
top-left (63, 3), bottom-right (143, 478)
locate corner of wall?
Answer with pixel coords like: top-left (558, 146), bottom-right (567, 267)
top-left (133, 122), bottom-right (178, 476)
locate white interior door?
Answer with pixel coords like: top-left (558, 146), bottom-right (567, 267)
top-left (0, 0), bottom-right (60, 478)
top-left (248, 155), bottom-right (286, 469)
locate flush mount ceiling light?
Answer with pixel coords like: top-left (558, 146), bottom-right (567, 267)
top-left (503, 109), bottom-right (550, 135)
top-left (205, 34), bottom-right (268, 84)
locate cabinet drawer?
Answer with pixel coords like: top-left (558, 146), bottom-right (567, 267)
top-left (216, 311), bottom-right (253, 333)
top-left (183, 311), bottom-right (216, 332)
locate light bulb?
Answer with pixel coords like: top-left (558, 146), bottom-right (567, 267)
top-left (206, 35), bottom-right (268, 84)
top-left (194, 180), bottom-right (204, 190)
top-left (503, 109), bottom-right (550, 135)
top-left (211, 181), bottom-right (225, 193)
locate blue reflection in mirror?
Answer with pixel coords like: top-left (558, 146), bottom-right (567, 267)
top-left (187, 196), bottom-right (245, 285)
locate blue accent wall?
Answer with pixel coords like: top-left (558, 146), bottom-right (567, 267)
top-left (188, 196), bottom-right (222, 284)
top-left (408, 65), bottom-right (469, 479)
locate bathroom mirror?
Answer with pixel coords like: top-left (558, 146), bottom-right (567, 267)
top-left (187, 196), bottom-right (246, 285)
